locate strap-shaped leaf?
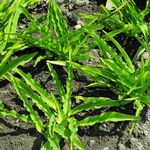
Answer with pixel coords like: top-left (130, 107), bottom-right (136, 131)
top-left (1, 41), bottom-right (27, 66)
top-left (20, 6), bottom-right (46, 37)
top-left (54, 124), bottom-right (85, 150)
top-left (50, 92), bottom-right (64, 124)
top-left (68, 118), bottom-right (79, 150)
top-left (0, 107), bottom-right (31, 123)
top-left (72, 97), bottom-right (128, 115)
top-left (48, 136), bottom-right (60, 150)
top-left (10, 75), bottom-right (44, 132)
top-left (70, 61), bottom-right (116, 81)
top-left (16, 69), bottom-right (57, 110)
top-left (0, 0), bottom-right (38, 52)
top-left (48, 0), bottom-right (68, 38)
top-left (17, 79), bottom-right (52, 118)
top-left (86, 29), bottom-right (133, 74)
top-left (0, 52), bottom-right (37, 78)
top-left (100, 58), bottom-right (135, 88)
top-left (78, 112), bottom-right (140, 126)
top-left (104, 31), bottom-right (135, 72)
top-left (47, 62), bottom-right (66, 103)
top-left (42, 128), bottom-right (61, 150)
top-left (63, 63), bottom-right (73, 115)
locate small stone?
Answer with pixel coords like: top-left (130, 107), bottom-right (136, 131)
top-left (89, 139), bottom-right (95, 147)
top-left (19, 23), bottom-right (26, 29)
top-left (102, 147), bottom-right (110, 150)
top-left (75, 0), bottom-right (89, 6)
top-left (118, 143), bottom-right (127, 150)
top-left (142, 52), bottom-right (149, 60)
top-left (56, 0), bottom-right (64, 4)
top-left (106, 0), bottom-right (115, 10)
top-left (68, 4), bottom-right (74, 10)
top-left (74, 24), bottom-right (82, 29)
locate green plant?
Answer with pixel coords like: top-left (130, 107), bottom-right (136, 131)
top-left (18, 0), bottom-right (94, 62)
top-left (0, 0), bottom-right (40, 54)
top-left (0, 0), bottom-right (149, 149)
top-left (53, 30), bottom-right (150, 131)
top-left (81, 0), bottom-right (150, 60)
top-left (0, 0), bottom-right (40, 81)
top-left (0, 58), bottom-right (139, 149)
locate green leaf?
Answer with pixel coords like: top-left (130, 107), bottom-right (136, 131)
top-left (1, 41), bottom-right (27, 66)
top-left (48, 0), bottom-right (68, 38)
top-left (41, 135), bottom-right (60, 150)
top-left (100, 58), bottom-right (135, 88)
top-left (54, 124), bottom-right (84, 150)
top-left (73, 54), bottom-right (92, 61)
top-left (34, 55), bottom-right (46, 67)
top-left (104, 31), bottom-right (135, 72)
top-left (41, 141), bottom-right (51, 150)
top-left (72, 97), bottom-right (128, 114)
top-left (63, 63), bottom-right (73, 115)
top-left (0, 0), bottom-right (7, 12)
top-left (16, 78), bottom-right (52, 118)
top-left (48, 136), bottom-right (60, 150)
top-left (0, 108), bottom-right (31, 123)
top-left (0, 52), bottom-right (37, 78)
top-left (47, 63), bottom-right (66, 103)
top-left (48, 115), bottom-right (55, 137)
top-left (54, 124), bottom-right (70, 140)
top-left (20, 6), bottom-right (45, 37)
top-left (9, 75), bottom-right (44, 133)
top-left (0, 0), bottom-right (37, 52)
top-left (85, 82), bottom-right (111, 88)
top-left (142, 96), bottom-right (150, 105)
top-left (70, 61), bottom-right (116, 81)
top-left (68, 118), bottom-right (78, 150)
top-left (16, 69), bottom-right (57, 111)
top-left (47, 60), bottom-right (66, 66)
top-left (78, 112), bottom-right (140, 126)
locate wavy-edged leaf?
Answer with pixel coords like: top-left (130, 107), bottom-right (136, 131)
top-left (85, 82), bottom-right (111, 88)
top-left (47, 62), bottom-right (66, 103)
top-left (0, 52), bottom-right (37, 78)
top-left (49, 0), bottom-right (68, 38)
top-left (17, 78), bottom-right (52, 118)
top-left (50, 92), bottom-right (64, 124)
top-left (47, 60), bottom-right (66, 66)
top-left (0, 0), bottom-right (38, 52)
top-left (1, 41), bottom-right (28, 66)
top-left (19, 6), bottom-right (45, 37)
top-left (9, 75), bottom-right (44, 132)
top-left (54, 124), bottom-right (84, 150)
top-left (104, 31), bottom-right (135, 72)
top-left (63, 63), bottom-right (73, 115)
top-left (70, 61), bottom-right (116, 81)
top-left (0, 107), bottom-right (31, 123)
top-left (48, 136), bottom-right (60, 150)
top-left (42, 129), bottom-right (61, 150)
top-left (72, 97), bottom-right (128, 114)
top-left (68, 118), bottom-right (79, 150)
top-left (78, 112), bottom-right (140, 126)
top-left (16, 69), bottom-right (57, 110)
top-left (100, 58), bottom-right (135, 88)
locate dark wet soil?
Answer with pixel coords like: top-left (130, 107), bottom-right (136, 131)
top-left (0, 0), bottom-right (150, 150)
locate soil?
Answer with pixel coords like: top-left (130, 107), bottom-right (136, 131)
top-left (0, 0), bottom-right (150, 150)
